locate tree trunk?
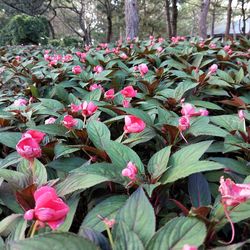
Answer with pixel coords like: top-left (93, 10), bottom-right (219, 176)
top-left (48, 21), bottom-right (55, 39)
top-left (211, 5), bottom-right (216, 37)
top-left (241, 0), bottom-right (246, 35)
top-left (107, 15), bottom-right (113, 43)
top-left (198, 0), bottom-right (210, 39)
top-left (171, 0), bottom-right (178, 37)
top-left (165, 0), bottom-right (172, 38)
top-left (125, 0), bottom-right (139, 39)
top-left (225, 0), bottom-right (233, 38)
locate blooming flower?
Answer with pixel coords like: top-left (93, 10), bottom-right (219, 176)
top-left (104, 89), bottom-right (115, 100)
top-left (120, 86), bottom-right (137, 98)
top-left (22, 130), bottom-right (46, 143)
top-left (70, 103), bottom-right (82, 113)
top-left (72, 65), bottom-right (82, 75)
top-left (16, 137), bottom-right (42, 161)
top-left (13, 98), bottom-right (28, 107)
top-left (45, 117), bottom-right (56, 125)
top-left (208, 64), bottom-right (218, 74)
top-left (122, 161), bottom-right (138, 181)
top-left (62, 115), bottom-right (78, 129)
top-left (181, 103), bottom-right (196, 117)
top-left (138, 63), bottom-right (148, 77)
top-left (81, 101), bottom-right (98, 116)
top-left (122, 99), bottom-right (130, 108)
top-left (198, 109), bottom-right (209, 116)
top-left (124, 115), bottom-right (146, 133)
top-left (24, 186), bottom-right (69, 230)
top-left (219, 176), bottom-right (250, 207)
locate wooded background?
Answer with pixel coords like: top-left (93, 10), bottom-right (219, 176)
top-left (0, 0), bottom-right (249, 44)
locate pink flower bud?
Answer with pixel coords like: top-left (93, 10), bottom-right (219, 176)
top-left (13, 98), bottom-right (28, 107)
top-left (138, 63), bottom-right (148, 77)
top-left (89, 83), bottom-right (104, 92)
top-left (71, 103), bottom-right (82, 113)
top-left (93, 65), bottom-right (103, 73)
top-left (122, 161), bottom-right (138, 180)
top-left (181, 103), bottom-right (196, 117)
top-left (81, 101), bottom-right (98, 116)
top-left (120, 86), bottom-right (137, 98)
top-left (104, 89), bottom-right (115, 100)
top-left (208, 64), bottom-right (218, 74)
top-left (238, 110), bottom-right (245, 120)
top-left (45, 117), bottom-right (56, 124)
top-left (182, 245), bottom-right (198, 250)
top-left (124, 115), bottom-right (146, 134)
top-left (62, 115), bottom-right (78, 129)
top-left (72, 65), bottom-right (82, 75)
top-left (120, 53), bottom-right (128, 60)
top-left (198, 109), bottom-right (209, 116)
top-left (22, 130), bottom-right (46, 143)
top-left (178, 116), bottom-right (190, 131)
top-left (122, 99), bottom-right (130, 108)
top-left (24, 209), bottom-right (35, 220)
top-left (158, 37), bottom-right (164, 43)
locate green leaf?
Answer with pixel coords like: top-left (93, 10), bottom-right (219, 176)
top-left (217, 70), bottom-right (234, 83)
top-left (18, 159), bottom-right (47, 187)
top-left (94, 70), bottom-right (112, 81)
top-left (39, 98), bottom-right (64, 111)
top-left (6, 232), bottom-right (99, 250)
top-left (169, 140), bottom-right (213, 167)
top-left (87, 120), bottom-right (111, 150)
top-left (0, 152), bottom-right (21, 169)
top-left (174, 81), bottom-right (198, 101)
top-left (114, 222), bottom-right (144, 250)
top-left (161, 160), bottom-right (224, 184)
top-left (48, 157), bottom-right (86, 172)
top-left (29, 124), bottom-right (69, 137)
top-left (0, 169), bottom-right (28, 188)
top-left (81, 195), bottom-right (127, 232)
top-left (54, 144), bottom-right (80, 158)
top-left (0, 132), bottom-right (21, 149)
top-left (0, 214), bottom-right (23, 237)
top-left (147, 146), bottom-right (172, 179)
top-left (58, 195), bottom-right (80, 232)
top-left (146, 217), bottom-right (206, 250)
top-left (117, 188), bottom-right (155, 245)
top-left (105, 140), bottom-right (144, 173)
top-left (56, 173), bottom-right (108, 196)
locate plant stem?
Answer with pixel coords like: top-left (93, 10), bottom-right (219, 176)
top-left (105, 224), bottom-right (114, 249)
top-left (29, 160), bottom-right (35, 184)
top-left (30, 220), bottom-right (39, 238)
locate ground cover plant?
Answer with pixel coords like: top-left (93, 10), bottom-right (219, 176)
top-left (0, 36), bottom-right (250, 249)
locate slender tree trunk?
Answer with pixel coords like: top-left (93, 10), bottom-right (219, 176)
top-left (125, 0), bottom-right (139, 39)
top-left (225, 0), bottom-right (233, 38)
top-left (165, 0), bottom-right (172, 38)
top-left (48, 21), bottom-right (55, 39)
top-left (241, 0), bottom-right (246, 35)
top-left (199, 0), bottom-right (210, 39)
top-left (107, 15), bottom-right (113, 42)
top-left (171, 0), bottom-right (178, 37)
top-left (211, 5), bottom-right (216, 37)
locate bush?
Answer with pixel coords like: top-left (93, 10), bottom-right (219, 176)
top-left (0, 37), bottom-right (250, 249)
top-left (0, 14), bottom-right (49, 45)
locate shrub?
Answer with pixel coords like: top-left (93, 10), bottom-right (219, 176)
top-left (0, 14), bottom-right (49, 45)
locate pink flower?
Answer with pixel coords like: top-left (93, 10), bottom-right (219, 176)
top-left (178, 116), bottom-right (190, 131)
top-left (157, 47), bottom-right (163, 53)
top-left (45, 117), bottom-right (56, 124)
top-left (238, 110), bottom-right (245, 120)
top-left (122, 99), bottom-right (130, 108)
top-left (70, 103), bottom-right (82, 113)
top-left (138, 63), bottom-right (148, 77)
top-left (22, 130), bottom-right (46, 143)
top-left (104, 89), bottom-right (115, 100)
top-left (122, 161), bottom-right (138, 181)
top-left (209, 43), bottom-right (216, 49)
top-left (103, 218), bottom-right (116, 228)
top-left (72, 65), bottom-right (82, 75)
top-left (24, 186), bottom-right (69, 230)
top-left (124, 115), bottom-right (146, 133)
top-left (182, 245), bottom-right (198, 250)
top-left (208, 64), bottom-right (218, 74)
top-left (158, 37), bottom-right (164, 43)
top-left (62, 54), bottom-right (73, 63)
top-left (62, 115), bottom-right (78, 129)
top-left (219, 176), bottom-right (250, 207)
top-left (133, 66), bottom-right (138, 71)
top-left (198, 109), bottom-right (209, 116)
top-left (81, 101), bottom-right (98, 116)
top-left (149, 35), bottom-right (154, 40)
top-left (120, 86), bottom-right (137, 98)
top-left (15, 56), bottom-right (21, 61)
top-left (171, 37), bottom-right (179, 44)
top-left (93, 65), bottom-right (103, 73)
top-left (181, 103), bottom-right (196, 116)
top-left (199, 41), bottom-right (205, 48)
top-left (16, 137), bottom-right (42, 160)
top-left (13, 98), bottom-right (28, 107)
top-left (89, 83), bottom-right (104, 92)
top-left (120, 53), bottom-right (128, 60)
